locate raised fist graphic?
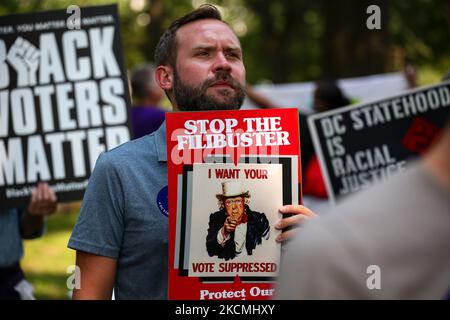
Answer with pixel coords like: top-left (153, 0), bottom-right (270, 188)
top-left (6, 37), bottom-right (40, 86)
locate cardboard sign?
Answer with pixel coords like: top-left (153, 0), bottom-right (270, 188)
top-left (0, 5), bottom-right (131, 206)
top-left (308, 82), bottom-right (450, 204)
top-left (166, 108), bottom-right (301, 300)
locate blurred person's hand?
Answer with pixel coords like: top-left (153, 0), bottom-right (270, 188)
top-left (27, 182), bottom-right (57, 216)
top-left (245, 85), bottom-right (275, 109)
top-left (405, 64), bottom-right (417, 89)
top-left (21, 182), bottom-right (58, 238)
top-left (275, 205), bottom-right (317, 242)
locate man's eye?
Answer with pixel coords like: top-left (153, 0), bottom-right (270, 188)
top-left (226, 52), bottom-right (240, 59)
top-left (197, 51), bottom-right (209, 57)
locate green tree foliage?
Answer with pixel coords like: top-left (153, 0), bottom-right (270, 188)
top-left (1, 0), bottom-right (448, 83)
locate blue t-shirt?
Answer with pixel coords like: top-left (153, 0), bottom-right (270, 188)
top-left (0, 208), bottom-right (24, 267)
top-left (0, 208), bottom-right (44, 268)
top-left (68, 122), bottom-right (168, 299)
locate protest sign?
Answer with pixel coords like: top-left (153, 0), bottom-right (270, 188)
top-left (308, 82), bottom-right (450, 204)
top-left (166, 108), bottom-right (301, 300)
top-left (0, 5), bottom-right (131, 205)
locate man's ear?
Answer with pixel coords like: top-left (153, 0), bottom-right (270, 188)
top-left (155, 65), bottom-right (173, 91)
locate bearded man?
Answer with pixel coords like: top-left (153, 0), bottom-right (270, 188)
top-left (69, 4), bottom-right (314, 300)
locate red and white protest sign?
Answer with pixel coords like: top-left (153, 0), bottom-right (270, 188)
top-left (166, 108), bottom-right (301, 300)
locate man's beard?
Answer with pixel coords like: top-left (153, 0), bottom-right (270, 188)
top-left (173, 69), bottom-right (245, 111)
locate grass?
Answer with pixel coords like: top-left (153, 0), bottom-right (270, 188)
top-left (22, 202), bottom-right (80, 300)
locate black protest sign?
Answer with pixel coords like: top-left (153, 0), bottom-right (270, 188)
top-left (308, 82), bottom-right (450, 204)
top-left (0, 5), bottom-right (131, 206)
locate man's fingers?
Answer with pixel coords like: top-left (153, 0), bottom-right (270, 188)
top-left (226, 222), bottom-right (236, 229)
top-left (224, 219), bottom-right (237, 233)
top-left (27, 182), bottom-right (57, 215)
top-left (275, 214), bottom-right (310, 230)
top-left (275, 229), bottom-right (298, 243)
top-left (41, 183), bottom-right (50, 201)
top-left (36, 182), bottom-right (45, 202)
top-left (27, 186), bottom-right (38, 213)
top-left (226, 227), bottom-right (235, 233)
top-left (49, 188), bottom-right (57, 203)
top-left (279, 204), bottom-right (316, 217)
top-left (41, 182), bottom-right (56, 202)
top-left (273, 204), bottom-right (318, 242)
top-left (36, 183), bottom-right (46, 211)
top-left (275, 205), bottom-right (317, 230)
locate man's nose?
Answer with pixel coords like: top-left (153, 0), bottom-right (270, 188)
top-left (213, 52), bottom-right (231, 72)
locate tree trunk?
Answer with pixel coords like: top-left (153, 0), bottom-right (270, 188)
top-left (321, 0), bottom-right (390, 79)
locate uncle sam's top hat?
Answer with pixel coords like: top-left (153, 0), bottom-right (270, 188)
top-left (216, 181), bottom-right (249, 200)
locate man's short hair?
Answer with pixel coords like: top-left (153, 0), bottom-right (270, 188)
top-left (154, 4), bottom-right (223, 67)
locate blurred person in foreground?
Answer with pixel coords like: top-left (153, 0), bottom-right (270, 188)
top-left (276, 114), bottom-right (450, 299)
top-left (130, 64), bottom-right (166, 138)
top-left (0, 183), bottom-right (57, 300)
top-left (69, 4), bottom-right (314, 300)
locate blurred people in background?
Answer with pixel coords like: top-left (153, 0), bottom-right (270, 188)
top-left (312, 79), bottom-right (351, 113)
top-left (404, 63), bottom-right (418, 89)
top-left (130, 64), bottom-right (166, 139)
top-left (0, 183), bottom-right (57, 300)
top-left (245, 85), bottom-right (315, 185)
top-left (246, 80), bottom-right (351, 199)
top-left (276, 115), bottom-right (450, 299)
top-left (303, 80), bottom-right (351, 198)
